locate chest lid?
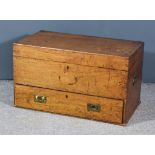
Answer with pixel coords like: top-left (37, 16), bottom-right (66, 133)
top-left (13, 31), bottom-right (144, 71)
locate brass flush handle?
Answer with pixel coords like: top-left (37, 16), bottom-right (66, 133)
top-left (87, 103), bottom-right (101, 112)
top-left (132, 72), bottom-right (138, 86)
top-left (34, 95), bottom-right (47, 103)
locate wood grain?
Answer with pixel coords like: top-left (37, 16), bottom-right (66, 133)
top-left (14, 56), bottom-right (128, 99)
top-left (13, 44), bottom-right (129, 71)
top-left (15, 84), bottom-right (124, 124)
top-left (14, 31), bottom-right (142, 57)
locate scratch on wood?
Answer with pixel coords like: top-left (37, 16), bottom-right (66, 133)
top-left (107, 70), bottom-right (111, 89)
top-left (87, 80), bottom-right (90, 93)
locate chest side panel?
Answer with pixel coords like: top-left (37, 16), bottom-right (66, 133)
top-left (15, 84), bottom-right (124, 124)
top-left (14, 56), bottom-right (128, 100)
top-left (123, 45), bottom-right (144, 124)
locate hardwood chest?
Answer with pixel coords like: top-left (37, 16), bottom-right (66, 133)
top-left (13, 31), bottom-right (144, 125)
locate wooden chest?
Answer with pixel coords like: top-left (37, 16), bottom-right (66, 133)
top-left (13, 31), bottom-right (144, 125)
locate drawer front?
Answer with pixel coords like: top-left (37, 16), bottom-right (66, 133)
top-left (14, 56), bottom-right (128, 99)
top-left (15, 84), bottom-right (123, 124)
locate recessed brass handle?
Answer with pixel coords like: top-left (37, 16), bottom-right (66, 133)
top-left (87, 103), bottom-right (101, 112)
top-left (132, 72), bottom-right (138, 86)
top-left (34, 95), bottom-right (47, 103)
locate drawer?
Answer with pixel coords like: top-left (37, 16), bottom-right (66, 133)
top-left (14, 56), bottom-right (128, 100)
top-left (14, 84), bottom-right (124, 124)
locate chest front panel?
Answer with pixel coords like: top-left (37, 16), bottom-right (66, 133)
top-left (14, 56), bottom-right (128, 100)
